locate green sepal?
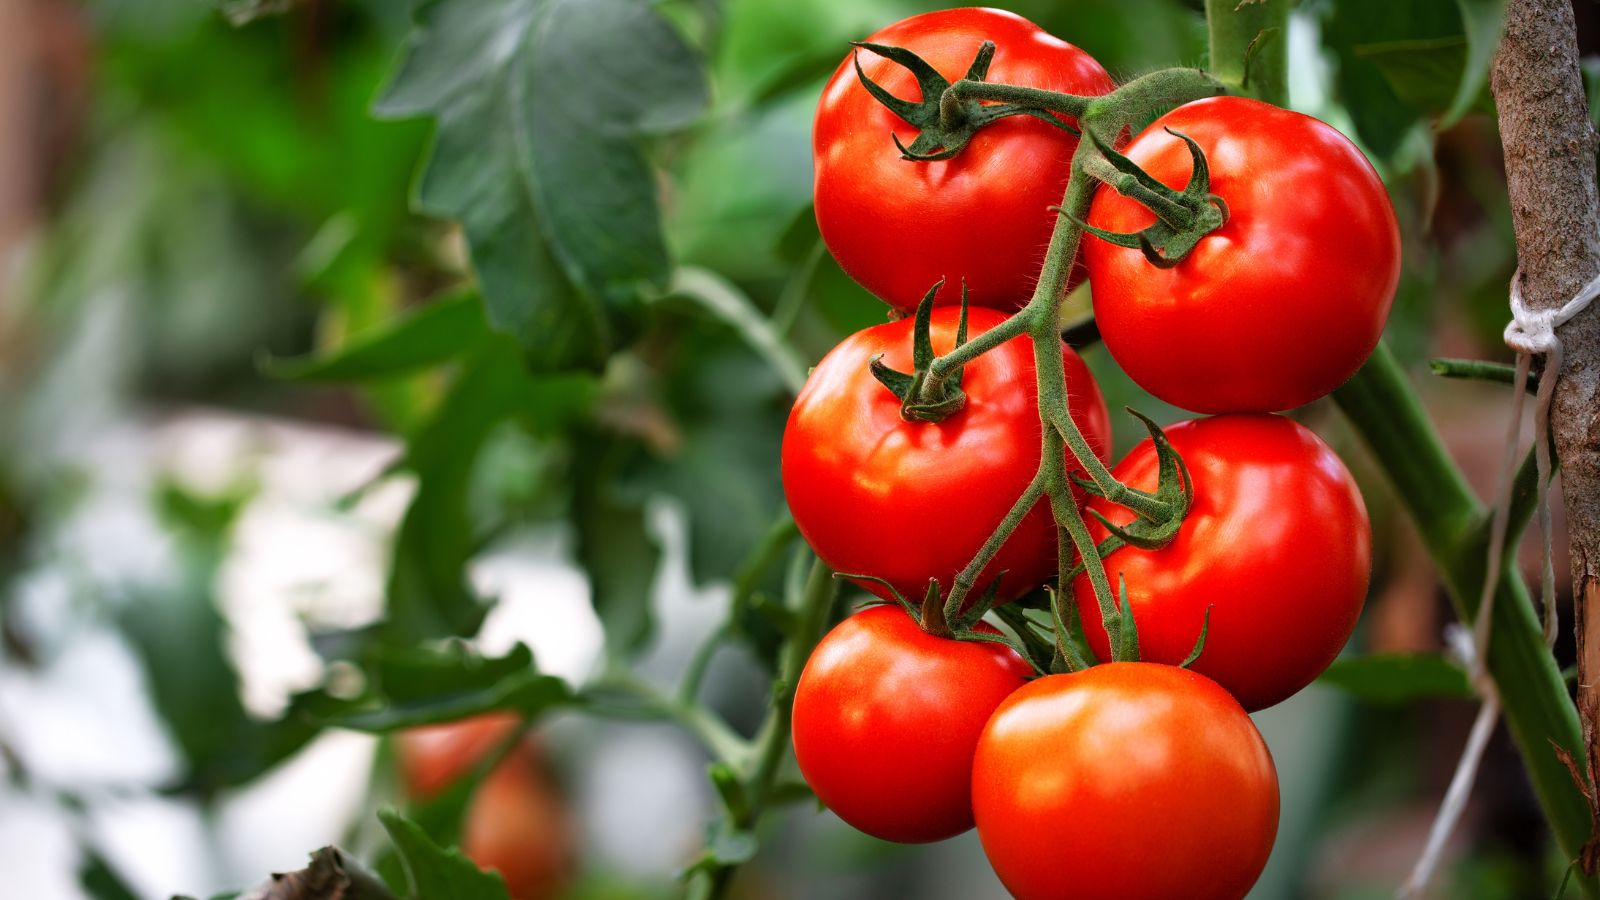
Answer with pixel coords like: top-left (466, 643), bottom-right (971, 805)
top-left (1179, 606), bottom-right (1213, 669)
top-left (1076, 127), bottom-right (1229, 268)
top-left (1112, 573), bottom-right (1141, 663)
top-left (832, 571), bottom-right (914, 622)
top-left (1047, 585), bottom-right (1098, 673)
top-left (868, 281), bottom-right (971, 423)
top-left (851, 40), bottom-right (1076, 163)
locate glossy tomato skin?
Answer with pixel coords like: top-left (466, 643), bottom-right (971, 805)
top-left (793, 604), bottom-right (1033, 843)
top-left (1073, 414), bottom-right (1370, 711)
top-left (972, 663), bottom-right (1279, 900)
top-left (1083, 96), bottom-right (1400, 413)
top-left (782, 306), bottom-right (1111, 604)
top-left (815, 8), bottom-right (1114, 312)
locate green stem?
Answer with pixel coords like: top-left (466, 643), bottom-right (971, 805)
top-left (1429, 357), bottom-right (1539, 393)
top-left (942, 468), bottom-right (1047, 617)
top-left (688, 557), bottom-right (838, 900)
top-left (1334, 344), bottom-right (1596, 892)
top-left (1204, 0), bottom-right (1290, 104)
top-left (588, 672), bottom-right (751, 765)
top-left (947, 79), bottom-right (1093, 117)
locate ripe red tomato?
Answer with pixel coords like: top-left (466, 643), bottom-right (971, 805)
top-left (1083, 96), bottom-right (1400, 413)
top-left (792, 604), bottom-right (1033, 843)
top-left (1073, 414), bottom-right (1371, 711)
top-left (395, 716), bottom-right (576, 900)
top-left (462, 745), bottom-right (577, 900)
top-left (814, 8), bottom-right (1114, 312)
top-left (395, 712), bottom-right (522, 800)
top-left (972, 662), bottom-right (1278, 900)
top-left (782, 306), bottom-right (1110, 604)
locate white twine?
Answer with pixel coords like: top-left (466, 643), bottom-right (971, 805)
top-left (1401, 268), bottom-right (1600, 898)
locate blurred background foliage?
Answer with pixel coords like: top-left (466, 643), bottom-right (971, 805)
top-left (0, 0), bottom-right (1597, 897)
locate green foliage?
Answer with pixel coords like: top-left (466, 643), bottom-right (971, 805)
top-left (1317, 0), bottom-right (1501, 159)
top-left (1318, 653), bottom-right (1476, 705)
top-left (375, 0), bottom-right (709, 370)
top-left (293, 642), bottom-right (570, 732)
top-left (381, 809), bottom-right (512, 900)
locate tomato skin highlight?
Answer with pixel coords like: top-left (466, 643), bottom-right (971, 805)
top-left (782, 306), bottom-right (1110, 604)
top-left (814, 7), bottom-right (1114, 312)
top-left (792, 604), bottom-right (1033, 843)
top-left (972, 662), bottom-right (1279, 900)
top-left (1083, 96), bottom-right (1400, 413)
top-left (1074, 414), bottom-right (1371, 711)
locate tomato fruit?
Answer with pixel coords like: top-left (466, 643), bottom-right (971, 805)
top-left (1073, 414), bottom-right (1370, 711)
top-left (782, 306), bottom-right (1110, 604)
top-left (1083, 96), bottom-right (1400, 413)
top-left (792, 604), bottom-right (1032, 842)
top-left (395, 716), bottom-right (576, 900)
top-left (462, 745), bottom-right (577, 900)
top-left (972, 662), bottom-right (1278, 900)
top-left (814, 7), bottom-right (1114, 312)
top-left (395, 711), bottom-right (522, 800)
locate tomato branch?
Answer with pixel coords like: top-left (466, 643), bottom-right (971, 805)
top-left (686, 556), bottom-right (838, 900)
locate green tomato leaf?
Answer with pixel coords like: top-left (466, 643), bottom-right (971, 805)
top-left (294, 642), bottom-right (571, 732)
top-left (1320, 0), bottom-right (1463, 159)
top-left (1356, 36), bottom-right (1495, 118)
top-left (265, 288), bottom-right (490, 382)
top-left (382, 338), bottom-right (595, 644)
top-left (380, 808), bottom-right (512, 900)
top-left (376, 0), bottom-right (709, 371)
top-left (1317, 652), bottom-right (1476, 705)
top-left (572, 440), bottom-right (662, 659)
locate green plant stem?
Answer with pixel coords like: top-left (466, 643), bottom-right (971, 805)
top-left (688, 557), bottom-right (838, 900)
top-left (1204, 0), bottom-right (1290, 104)
top-left (1430, 357), bottom-right (1540, 393)
top-left (947, 79), bottom-right (1093, 117)
top-left (943, 468), bottom-right (1047, 616)
top-left (588, 672), bottom-right (751, 765)
top-left (1334, 344), bottom-right (1596, 892)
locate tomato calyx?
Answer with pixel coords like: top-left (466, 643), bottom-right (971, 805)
top-left (870, 281), bottom-right (973, 422)
top-left (1069, 127), bottom-right (1229, 268)
top-left (1071, 409), bottom-right (1193, 549)
top-left (850, 40), bottom-right (1086, 162)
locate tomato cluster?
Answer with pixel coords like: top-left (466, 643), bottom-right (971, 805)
top-left (786, 8), bottom-right (1392, 899)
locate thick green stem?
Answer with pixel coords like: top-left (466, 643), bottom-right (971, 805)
top-left (688, 558), bottom-right (837, 900)
top-left (1204, 0), bottom-right (1290, 104)
top-left (1334, 345), bottom-right (1596, 891)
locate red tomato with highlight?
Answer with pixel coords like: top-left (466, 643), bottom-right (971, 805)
top-left (1083, 96), bottom-right (1400, 412)
top-left (793, 604), bottom-right (1033, 843)
top-left (782, 306), bottom-right (1111, 604)
top-left (973, 662), bottom-right (1278, 900)
top-left (1073, 414), bottom-right (1371, 711)
top-left (815, 7), bottom-right (1114, 312)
